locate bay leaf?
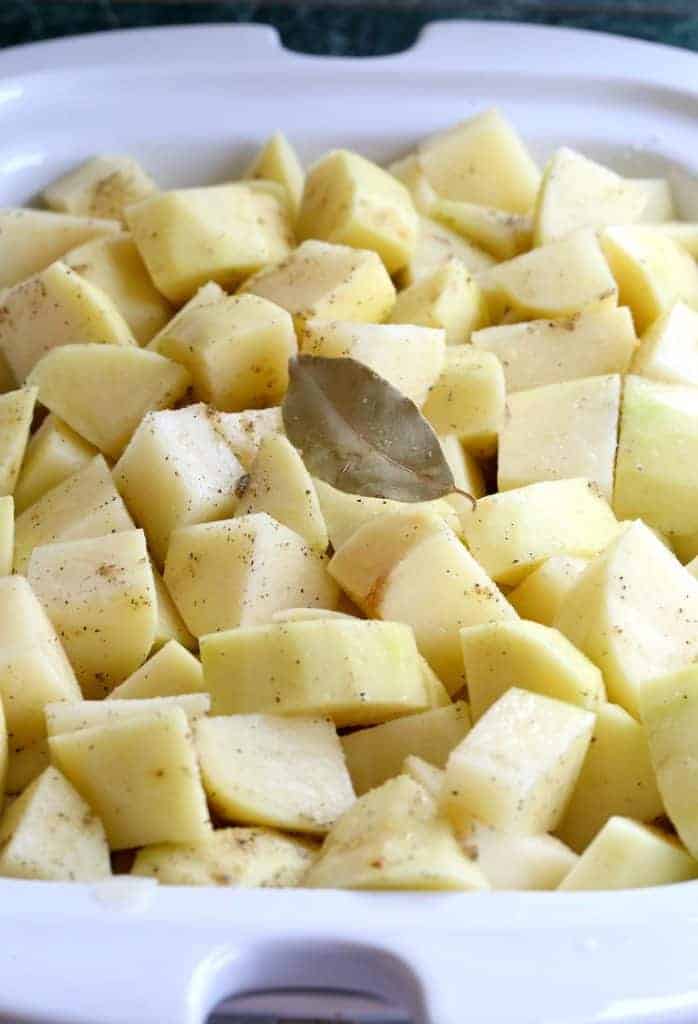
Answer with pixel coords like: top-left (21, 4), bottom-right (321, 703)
top-left (282, 355), bottom-right (465, 503)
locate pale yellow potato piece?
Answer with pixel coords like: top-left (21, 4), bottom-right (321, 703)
top-left (195, 713), bottom-right (354, 835)
top-left (555, 520), bottom-right (698, 718)
top-left (28, 529), bottom-right (157, 697)
top-left (154, 294), bottom-right (296, 412)
top-left (480, 229), bottom-right (617, 322)
top-left (390, 258), bottom-right (490, 345)
top-left (215, 407), bottom-right (284, 469)
top-left (439, 434), bottom-right (486, 519)
top-left (0, 767), bottom-right (110, 881)
top-left (399, 215), bottom-right (494, 287)
top-left (431, 199), bottom-right (532, 259)
top-left (0, 209), bottom-right (119, 289)
top-left (507, 555), bottom-right (589, 626)
top-left (6, 741), bottom-right (50, 796)
top-left (43, 154), bottom-right (156, 222)
top-left (461, 620), bottom-right (605, 722)
top-left (165, 513), bottom-right (337, 637)
top-left (418, 109), bottom-right (540, 213)
top-left (132, 826), bottom-right (316, 887)
top-left (0, 698), bottom-right (7, 792)
top-left (460, 820), bottom-right (577, 891)
top-left (559, 817), bottom-right (697, 891)
top-left (151, 564), bottom-right (196, 653)
top-left (64, 233), bottom-right (173, 343)
top-left (300, 319), bottom-right (445, 407)
top-left (633, 178), bottom-right (675, 221)
top-left (461, 478), bottom-right (619, 586)
top-left (387, 154), bottom-right (438, 213)
top-left (49, 707), bottom-right (211, 850)
top-left (498, 374), bottom-right (621, 500)
top-left (600, 226), bottom-right (698, 332)
top-left (0, 387), bottom-right (37, 496)
top-left (305, 775), bottom-right (488, 891)
top-left (109, 640), bottom-right (204, 700)
top-left (28, 344), bottom-right (191, 459)
top-left (114, 404), bottom-right (246, 566)
top-left (14, 415), bottom-right (97, 515)
top-left (147, 281), bottom-right (226, 351)
top-left (632, 302), bottom-right (698, 387)
top-left (557, 702), bottom-right (663, 853)
top-left (200, 619), bottom-right (429, 726)
top-left (245, 132), bottom-right (305, 217)
top-left (46, 696), bottom-right (209, 737)
top-left (0, 496), bottom-right (13, 576)
top-left (0, 261), bottom-right (135, 383)
top-left (442, 688), bottom-right (594, 834)
top-left (126, 184), bottom-right (293, 303)
top-left (471, 305), bottom-right (636, 393)
top-left (235, 436), bottom-right (328, 552)
top-left (240, 239), bottom-right (395, 329)
top-left (422, 347), bottom-right (504, 457)
top-left (341, 702), bottom-right (470, 795)
top-left (403, 754), bottom-right (445, 799)
top-left (652, 222), bottom-right (698, 257)
top-left (14, 454), bottom-right (133, 574)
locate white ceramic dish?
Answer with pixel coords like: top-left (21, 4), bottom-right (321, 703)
top-left (1, 20), bottom-right (698, 1024)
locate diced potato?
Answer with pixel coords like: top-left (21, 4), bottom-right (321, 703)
top-left (0, 209), bottom-right (119, 289)
top-left (14, 415), bottom-right (97, 515)
top-left (418, 109), bottom-right (540, 213)
top-left (422, 347), bottom-right (504, 456)
top-left (46, 695), bottom-right (209, 735)
top-left (28, 529), bottom-right (157, 696)
top-left (300, 319), bottom-right (445, 407)
top-left (460, 821), bottom-right (578, 890)
top-left (49, 707), bottom-right (211, 850)
top-left (387, 154), bottom-right (438, 213)
top-left (151, 564), bottom-right (196, 652)
top-left (43, 154), bottom-right (156, 222)
top-left (341, 702), bottom-right (471, 795)
top-left (0, 387), bottom-right (37, 496)
top-left (555, 520), bottom-right (698, 718)
top-left (439, 434), bottom-right (486, 518)
top-left (631, 302), bottom-right (698, 387)
top-left (147, 281), bottom-right (226, 351)
top-left (390, 258), bottom-right (490, 345)
top-left (0, 767), bottom-right (110, 881)
top-left (600, 226), bottom-right (698, 332)
top-left (13, 454), bottom-right (133, 574)
top-left (330, 508), bottom-right (516, 693)
top-left (461, 620), bottom-right (605, 721)
top-left (64, 234), bottom-right (173, 343)
top-left (557, 703), bottom-right (663, 853)
top-left (442, 688), bottom-right (594, 834)
top-left (0, 496), bottom-right (13, 575)
top-left (471, 305), bottom-right (637, 393)
top-left (460, 478), bottom-right (619, 586)
top-left (480, 230), bottom-right (617, 322)
top-left (0, 261), bottom-right (135, 383)
top-left (633, 178), bottom-right (675, 221)
top-left (497, 375), bottom-right (621, 499)
top-left (305, 775), bottom-right (488, 890)
top-left (6, 742), bottom-right (50, 796)
top-left (399, 215), bottom-right (494, 287)
top-left (114, 404), bottom-right (246, 566)
top-left (0, 698), bottom-right (7, 791)
top-left (215, 407), bottom-right (284, 469)
top-left (200, 619), bottom-right (429, 726)
top-left (132, 826), bottom-right (316, 887)
top-left (195, 713), bottom-right (354, 834)
top-left (558, 817), bottom-right (697, 891)
top-left (652, 222), bottom-right (698, 257)
top-left (235, 436), bottom-right (328, 552)
top-left (240, 239), bottom-right (396, 330)
top-left (403, 754), bottom-right (445, 799)
top-left (431, 199), bottom-right (532, 259)
top-left (126, 184), bottom-right (293, 303)
top-left (28, 345), bottom-right (191, 459)
top-left (154, 294), bottom-right (296, 411)
top-left (109, 640), bottom-right (204, 700)
top-left (245, 132), bottom-right (305, 217)
top-left (507, 555), bottom-right (589, 626)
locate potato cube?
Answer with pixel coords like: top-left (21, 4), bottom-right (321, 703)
top-left (126, 184), bottom-right (293, 303)
top-left (200, 619), bottom-right (429, 726)
top-left (304, 775), bottom-right (488, 890)
top-left (240, 240), bottom-right (395, 330)
top-left (109, 640), bottom-right (204, 700)
top-left (147, 281), bottom-right (226, 351)
top-left (555, 521), bottom-right (698, 718)
top-left (28, 345), bottom-right (191, 459)
top-left (0, 496), bottom-right (13, 576)
top-left (558, 817), bottom-right (697, 891)
top-left (422, 346), bottom-right (504, 456)
top-left (0, 387), bottom-right (37, 496)
top-left (28, 529), bottom-right (157, 696)
top-left (150, 563), bottom-right (196, 652)
top-left (132, 826), bottom-right (316, 887)
top-left (14, 415), bottom-right (97, 515)
top-left (390, 258), bottom-right (490, 345)
top-left (154, 294), bottom-right (296, 411)
top-left (402, 754), bottom-right (445, 799)
top-left (387, 154), bottom-right (438, 214)
top-left (341, 702), bottom-right (471, 795)
top-left (461, 478), bottom-right (619, 586)
top-left (298, 149), bottom-right (418, 273)
top-left (633, 178), bottom-right (675, 221)
top-left (460, 821), bottom-right (577, 891)
top-left (0, 767), bottom-right (110, 881)
top-left (214, 406), bottom-right (284, 469)
top-left (431, 199), bottom-right (532, 259)
top-left (0, 209), bottom-right (119, 289)
top-left (507, 555), bottom-right (589, 626)
top-left (43, 154), bottom-right (156, 222)
top-left (442, 688), bottom-right (594, 834)
top-left (245, 132), bottom-right (305, 217)
top-left (631, 302), bottom-right (698, 387)
top-left (0, 261), bottom-right (135, 383)
top-left (114, 404), bottom-right (246, 565)
top-left (46, 698), bottom-right (209, 742)
top-left (399, 215), bottom-right (494, 287)
top-left (652, 222), bottom-right (698, 256)
top-left (439, 434), bottom-right (486, 518)
top-left (49, 707), bottom-right (211, 850)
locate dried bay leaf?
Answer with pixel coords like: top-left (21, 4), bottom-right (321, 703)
top-left (282, 355), bottom-right (466, 503)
